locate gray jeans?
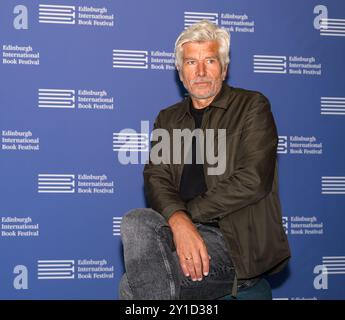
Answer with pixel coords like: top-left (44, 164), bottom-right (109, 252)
top-left (119, 208), bottom-right (255, 300)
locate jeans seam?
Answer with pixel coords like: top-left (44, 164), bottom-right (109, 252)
top-left (157, 231), bottom-right (176, 299)
top-left (120, 274), bottom-right (134, 299)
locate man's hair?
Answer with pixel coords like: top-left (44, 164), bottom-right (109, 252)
top-left (174, 20), bottom-right (230, 71)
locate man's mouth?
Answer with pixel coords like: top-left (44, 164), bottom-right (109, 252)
top-left (193, 81), bottom-right (212, 86)
top-left (191, 78), bottom-right (213, 86)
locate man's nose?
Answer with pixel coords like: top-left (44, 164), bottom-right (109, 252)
top-left (196, 61), bottom-right (206, 77)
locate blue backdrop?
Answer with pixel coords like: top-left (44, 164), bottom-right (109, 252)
top-left (0, 0), bottom-right (344, 300)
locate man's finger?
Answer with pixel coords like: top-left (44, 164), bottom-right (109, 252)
top-left (180, 259), bottom-right (190, 277)
top-left (192, 253), bottom-right (203, 280)
top-left (185, 257), bottom-right (197, 281)
top-left (200, 248), bottom-right (210, 276)
top-left (179, 255), bottom-right (197, 280)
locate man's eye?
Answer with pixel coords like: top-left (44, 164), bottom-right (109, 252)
top-left (186, 60), bottom-right (196, 65)
top-left (207, 59), bottom-right (215, 64)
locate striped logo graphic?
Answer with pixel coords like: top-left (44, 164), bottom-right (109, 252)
top-left (113, 217), bottom-right (122, 236)
top-left (37, 260), bottom-right (75, 279)
top-left (321, 97), bottom-right (345, 115)
top-left (38, 174), bottom-right (75, 193)
top-left (282, 216), bottom-right (289, 235)
top-left (322, 256), bottom-right (345, 274)
top-left (277, 136), bottom-right (288, 154)
top-left (321, 176), bottom-right (345, 194)
top-left (320, 18), bottom-right (345, 37)
top-left (39, 4), bottom-right (76, 24)
top-left (184, 12), bottom-right (219, 29)
top-left (253, 55), bottom-right (287, 74)
top-left (38, 89), bottom-right (75, 109)
top-left (112, 50), bottom-right (148, 69)
top-left (113, 132), bottom-right (149, 152)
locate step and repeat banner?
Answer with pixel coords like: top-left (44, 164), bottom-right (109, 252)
top-left (0, 0), bottom-right (344, 300)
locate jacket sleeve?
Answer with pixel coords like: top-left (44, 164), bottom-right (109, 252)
top-left (143, 111), bottom-right (187, 221)
top-left (186, 95), bottom-right (278, 222)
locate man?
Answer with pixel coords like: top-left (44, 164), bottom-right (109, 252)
top-left (119, 20), bottom-right (290, 300)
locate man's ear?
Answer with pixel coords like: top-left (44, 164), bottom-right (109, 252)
top-left (222, 65), bottom-right (228, 80)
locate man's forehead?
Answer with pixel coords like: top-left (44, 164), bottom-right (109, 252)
top-left (182, 40), bottom-right (219, 48)
top-left (182, 40), bottom-right (219, 55)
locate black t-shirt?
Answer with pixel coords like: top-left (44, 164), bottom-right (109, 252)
top-left (179, 104), bottom-right (208, 202)
top-left (179, 103), bottom-right (219, 228)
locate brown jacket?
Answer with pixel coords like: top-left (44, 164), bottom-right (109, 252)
top-left (144, 84), bottom-right (291, 280)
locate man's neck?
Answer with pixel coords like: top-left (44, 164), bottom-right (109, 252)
top-left (191, 96), bottom-right (215, 109)
top-left (190, 85), bottom-right (224, 109)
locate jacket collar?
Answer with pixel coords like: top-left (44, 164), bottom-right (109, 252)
top-left (177, 83), bottom-right (231, 121)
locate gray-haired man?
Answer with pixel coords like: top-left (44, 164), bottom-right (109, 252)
top-left (119, 21), bottom-right (290, 300)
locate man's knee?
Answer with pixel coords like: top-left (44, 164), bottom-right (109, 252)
top-left (121, 208), bottom-right (165, 238)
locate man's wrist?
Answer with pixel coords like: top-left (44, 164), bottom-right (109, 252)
top-left (168, 210), bottom-right (191, 229)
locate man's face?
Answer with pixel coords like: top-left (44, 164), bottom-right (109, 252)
top-left (179, 40), bottom-right (227, 101)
